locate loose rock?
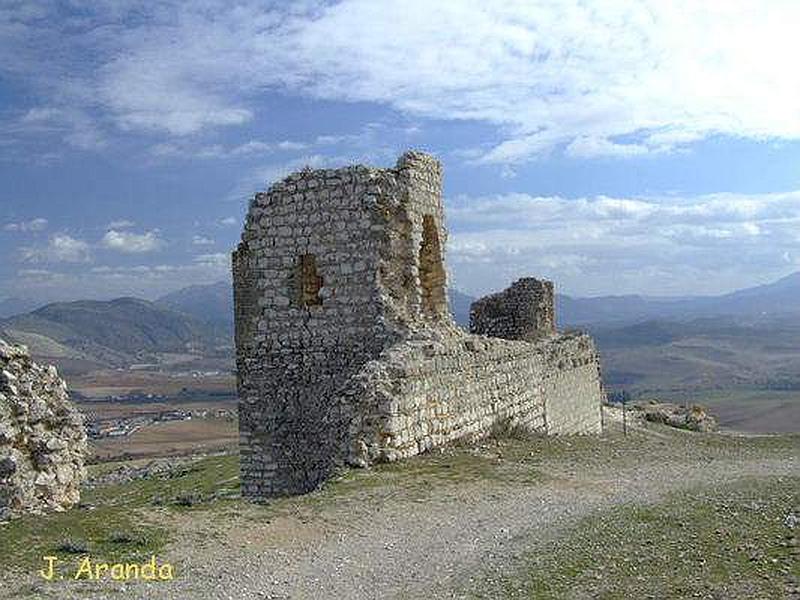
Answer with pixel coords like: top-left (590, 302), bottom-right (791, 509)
top-left (0, 338), bottom-right (87, 517)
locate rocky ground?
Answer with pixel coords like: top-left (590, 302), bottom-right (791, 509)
top-left (1, 408), bottom-right (798, 599)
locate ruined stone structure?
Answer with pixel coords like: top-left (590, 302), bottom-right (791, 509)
top-left (470, 277), bottom-right (556, 341)
top-left (233, 151), bottom-right (603, 499)
top-left (0, 339), bottom-right (87, 518)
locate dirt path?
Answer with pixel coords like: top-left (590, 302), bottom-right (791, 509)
top-left (171, 460), bottom-right (795, 600)
top-left (18, 414), bottom-right (800, 599)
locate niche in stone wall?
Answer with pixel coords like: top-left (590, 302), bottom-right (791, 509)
top-left (418, 215), bottom-right (446, 316)
top-left (295, 253), bottom-right (323, 307)
top-left (232, 241), bottom-right (258, 349)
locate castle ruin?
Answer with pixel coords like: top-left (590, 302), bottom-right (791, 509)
top-left (233, 151), bottom-right (604, 498)
top-left (1, 339), bottom-right (87, 518)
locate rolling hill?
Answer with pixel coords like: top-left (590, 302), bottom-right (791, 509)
top-left (142, 278), bottom-right (800, 394)
top-left (157, 281), bottom-right (233, 329)
top-left (4, 271), bottom-right (800, 387)
top-left (0, 297), bottom-right (43, 319)
top-left (139, 270), bottom-right (800, 330)
top-left (594, 315), bottom-right (800, 392)
top-left (1, 297), bottom-right (231, 373)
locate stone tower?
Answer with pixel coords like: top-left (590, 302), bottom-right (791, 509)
top-left (469, 277), bottom-right (556, 341)
top-left (233, 152), bottom-right (455, 497)
top-left (234, 151), bottom-right (605, 500)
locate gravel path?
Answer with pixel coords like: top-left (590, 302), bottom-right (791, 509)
top-left (17, 414), bottom-right (800, 599)
top-left (171, 458), bottom-right (796, 600)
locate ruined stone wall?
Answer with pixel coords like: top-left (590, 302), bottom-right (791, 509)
top-left (0, 339), bottom-right (87, 518)
top-left (234, 151), bottom-right (604, 499)
top-left (346, 331), bottom-right (602, 464)
top-left (234, 152), bottom-right (453, 498)
top-left (470, 277), bottom-right (556, 341)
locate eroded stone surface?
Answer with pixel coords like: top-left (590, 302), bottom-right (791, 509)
top-left (0, 338), bottom-right (87, 518)
top-left (233, 151), bottom-right (604, 499)
top-left (470, 277), bottom-right (556, 342)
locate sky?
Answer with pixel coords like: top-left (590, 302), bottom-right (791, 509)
top-left (2, 0), bottom-right (800, 302)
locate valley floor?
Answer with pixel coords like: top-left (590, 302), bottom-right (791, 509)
top-left (2, 409), bottom-right (798, 600)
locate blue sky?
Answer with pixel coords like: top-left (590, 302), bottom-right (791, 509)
top-left (2, 1), bottom-right (800, 302)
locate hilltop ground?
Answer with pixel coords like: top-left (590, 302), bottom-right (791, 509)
top-left (1, 409), bottom-right (798, 600)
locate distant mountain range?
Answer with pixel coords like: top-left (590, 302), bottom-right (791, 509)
top-left (3, 272), bottom-right (800, 388)
top-left (0, 297), bottom-right (231, 375)
top-left (557, 272), bottom-right (800, 327)
top-left (448, 289), bottom-right (474, 326)
top-left (4, 271), bottom-right (800, 335)
top-left (156, 281), bottom-right (233, 327)
top-left (0, 297), bottom-right (43, 319)
top-left (555, 273), bottom-right (800, 393)
top-left (451, 276), bottom-right (800, 393)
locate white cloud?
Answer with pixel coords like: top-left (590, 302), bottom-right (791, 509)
top-left (8, 2), bottom-right (799, 160)
top-left (275, 140), bottom-right (308, 151)
top-left (227, 140), bottom-right (308, 156)
top-left (15, 261), bottom-right (231, 301)
top-left (219, 217), bottom-right (238, 226)
top-left (21, 108), bottom-right (62, 124)
top-left (193, 253), bottom-right (229, 268)
top-left (192, 235), bottom-right (215, 246)
top-left (49, 234), bottom-right (91, 263)
top-left (21, 234), bottom-right (91, 263)
top-left (564, 137), bottom-right (651, 159)
top-left (149, 139), bottom-right (309, 160)
top-left (104, 3), bottom-right (800, 158)
top-left (17, 268), bottom-right (52, 277)
top-left (101, 229), bottom-right (163, 253)
top-left (4, 217), bottom-right (48, 232)
top-left (149, 143), bottom-right (186, 158)
top-left (107, 219), bottom-right (135, 229)
top-left (16, 106), bottom-right (106, 150)
top-left (446, 189), bottom-right (800, 296)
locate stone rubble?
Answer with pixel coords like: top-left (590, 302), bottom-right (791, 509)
top-left (0, 338), bottom-right (87, 518)
top-left (635, 401), bottom-right (718, 432)
top-left (233, 151), bottom-right (605, 499)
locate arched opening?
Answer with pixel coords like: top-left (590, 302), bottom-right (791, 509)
top-left (418, 215), bottom-right (446, 316)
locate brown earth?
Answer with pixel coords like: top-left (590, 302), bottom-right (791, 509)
top-left (5, 408), bottom-right (797, 600)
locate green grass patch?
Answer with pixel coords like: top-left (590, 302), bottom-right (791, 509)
top-left (317, 441), bottom-right (545, 504)
top-left (0, 454), bottom-right (240, 573)
top-left (1, 442), bottom-right (545, 576)
top-left (0, 499), bottom-right (168, 581)
top-left (2, 429), bottom-right (796, 594)
top-left (2, 443), bottom-right (541, 575)
top-left (473, 476), bottom-right (800, 599)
